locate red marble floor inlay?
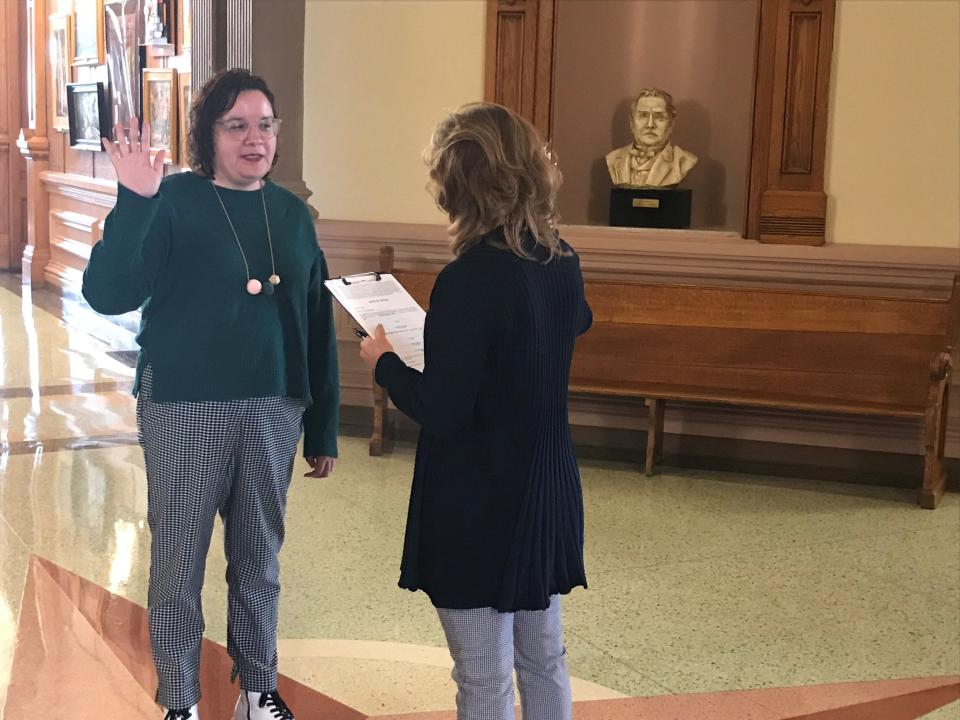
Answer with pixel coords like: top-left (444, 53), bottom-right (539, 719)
top-left (5, 556), bottom-right (363, 719)
top-left (4, 556), bottom-right (958, 720)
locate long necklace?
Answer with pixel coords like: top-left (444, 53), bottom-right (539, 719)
top-left (211, 181), bottom-right (281, 295)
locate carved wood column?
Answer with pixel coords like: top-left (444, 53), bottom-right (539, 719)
top-left (484, 0), bottom-right (557, 141)
top-left (17, 0), bottom-right (50, 284)
top-left (746, 0), bottom-right (836, 246)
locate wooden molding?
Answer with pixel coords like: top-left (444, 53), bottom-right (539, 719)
top-left (17, 132), bottom-right (50, 161)
top-left (747, 0), bottom-right (836, 245)
top-left (316, 218), bottom-right (959, 296)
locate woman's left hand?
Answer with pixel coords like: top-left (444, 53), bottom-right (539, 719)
top-left (304, 456), bottom-right (336, 478)
top-left (359, 324), bottom-right (395, 369)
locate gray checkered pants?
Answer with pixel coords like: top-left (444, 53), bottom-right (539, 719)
top-left (436, 595), bottom-right (572, 720)
top-left (137, 366), bottom-right (305, 709)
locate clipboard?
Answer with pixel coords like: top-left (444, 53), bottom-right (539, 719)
top-left (325, 271), bottom-right (426, 371)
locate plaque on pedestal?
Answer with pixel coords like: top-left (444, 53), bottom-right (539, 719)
top-left (609, 187), bottom-right (692, 229)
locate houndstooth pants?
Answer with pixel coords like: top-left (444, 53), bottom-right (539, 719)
top-left (435, 595), bottom-right (572, 720)
top-left (137, 366), bottom-right (305, 709)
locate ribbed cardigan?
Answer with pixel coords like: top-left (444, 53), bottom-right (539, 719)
top-left (375, 237), bottom-right (592, 611)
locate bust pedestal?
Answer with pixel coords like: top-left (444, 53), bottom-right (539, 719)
top-left (609, 187), bottom-right (692, 229)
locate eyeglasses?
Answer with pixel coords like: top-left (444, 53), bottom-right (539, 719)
top-left (215, 117), bottom-right (282, 138)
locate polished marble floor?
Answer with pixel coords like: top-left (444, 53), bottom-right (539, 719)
top-left (0, 274), bottom-right (958, 719)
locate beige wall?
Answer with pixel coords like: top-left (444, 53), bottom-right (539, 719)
top-left (825, 0), bottom-right (960, 248)
top-left (302, 0), bottom-right (485, 224)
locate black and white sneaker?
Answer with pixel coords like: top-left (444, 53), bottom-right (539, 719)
top-left (233, 690), bottom-right (295, 720)
top-left (163, 706), bottom-right (197, 720)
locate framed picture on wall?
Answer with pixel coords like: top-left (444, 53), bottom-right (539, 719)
top-left (48, 12), bottom-right (75, 132)
top-left (67, 82), bottom-right (111, 151)
top-left (72, 0), bottom-right (105, 67)
top-left (177, 71), bottom-right (192, 167)
top-left (143, 0), bottom-right (174, 45)
top-left (104, 0), bottom-right (143, 127)
top-left (177, 0), bottom-right (191, 54)
top-left (142, 68), bottom-right (178, 162)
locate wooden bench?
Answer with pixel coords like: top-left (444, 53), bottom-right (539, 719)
top-left (370, 247), bottom-right (959, 509)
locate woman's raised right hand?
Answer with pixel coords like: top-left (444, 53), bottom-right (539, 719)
top-left (101, 118), bottom-right (166, 198)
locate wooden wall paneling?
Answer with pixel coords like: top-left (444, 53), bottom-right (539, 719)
top-left (18, 0), bottom-right (52, 284)
top-left (1, 0), bottom-right (27, 270)
top-left (0, 0), bottom-right (12, 268)
top-left (46, 205), bottom-right (100, 291)
top-left (49, 126), bottom-right (66, 173)
top-left (484, 0), bottom-right (556, 140)
top-left (64, 145), bottom-right (94, 176)
top-left (0, 142), bottom-right (9, 268)
top-left (93, 147), bottom-right (117, 180)
top-left (747, 0), bottom-right (835, 246)
top-left (531, 0), bottom-right (556, 138)
top-left (41, 171), bottom-right (115, 291)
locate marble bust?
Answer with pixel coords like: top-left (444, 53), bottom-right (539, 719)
top-left (606, 88), bottom-right (698, 188)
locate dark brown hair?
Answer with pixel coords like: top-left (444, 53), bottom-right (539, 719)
top-left (187, 68), bottom-right (279, 179)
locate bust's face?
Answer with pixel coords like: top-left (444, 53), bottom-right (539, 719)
top-left (630, 96), bottom-right (673, 149)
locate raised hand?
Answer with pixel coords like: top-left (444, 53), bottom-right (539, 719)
top-left (101, 118), bottom-right (166, 198)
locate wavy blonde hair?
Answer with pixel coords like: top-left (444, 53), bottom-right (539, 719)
top-left (425, 103), bottom-right (565, 261)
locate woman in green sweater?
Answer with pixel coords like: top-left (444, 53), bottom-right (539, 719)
top-left (82, 69), bottom-right (338, 720)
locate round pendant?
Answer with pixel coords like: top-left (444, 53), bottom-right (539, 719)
top-left (246, 278), bottom-right (263, 295)
top-left (261, 281), bottom-right (275, 296)
top-left (268, 274), bottom-right (281, 286)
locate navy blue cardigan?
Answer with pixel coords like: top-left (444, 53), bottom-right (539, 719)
top-left (375, 237), bottom-right (592, 611)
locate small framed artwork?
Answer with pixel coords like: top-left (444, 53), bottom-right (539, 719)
top-left (72, 0), bottom-right (105, 67)
top-left (177, 71), bottom-right (192, 167)
top-left (104, 0), bottom-right (143, 127)
top-left (142, 67), bottom-right (178, 162)
top-left (143, 0), bottom-right (174, 45)
top-left (67, 82), bottom-right (111, 151)
top-left (176, 0), bottom-right (191, 54)
top-left (48, 12), bottom-right (75, 132)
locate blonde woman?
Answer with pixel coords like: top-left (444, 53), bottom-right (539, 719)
top-left (359, 103), bottom-right (592, 720)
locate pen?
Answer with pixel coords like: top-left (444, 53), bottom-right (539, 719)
top-left (354, 328), bottom-right (369, 339)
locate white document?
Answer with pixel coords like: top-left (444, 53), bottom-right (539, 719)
top-left (325, 272), bottom-right (426, 371)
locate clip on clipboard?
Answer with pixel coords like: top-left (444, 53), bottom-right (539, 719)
top-left (339, 271), bottom-right (382, 286)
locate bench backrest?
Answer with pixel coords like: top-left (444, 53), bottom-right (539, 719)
top-left (572, 278), bottom-right (959, 413)
top-left (381, 247), bottom-right (959, 413)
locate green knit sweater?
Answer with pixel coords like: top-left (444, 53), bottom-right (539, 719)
top-left (82, 171), bottom-right (339, 458)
